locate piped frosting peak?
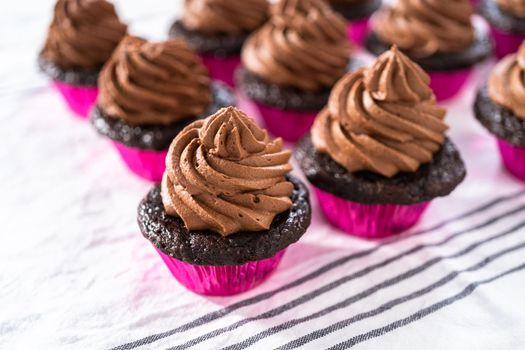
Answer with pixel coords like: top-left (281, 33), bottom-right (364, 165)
top-left (312, 46), bottom-right (448, 178)
top-left (372, 0), bottom-right (474, 57)
top-left (162, 107), bottom-right (294, 236)
top-left (98, 36), bottom-right (211, 125)
top-left (489, 40), bottom-right (525, 119)
top-left (241, 0), bottom-right (350, 91)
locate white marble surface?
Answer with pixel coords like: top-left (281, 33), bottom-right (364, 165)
top-left (1, 1), bottom-right (525, 350)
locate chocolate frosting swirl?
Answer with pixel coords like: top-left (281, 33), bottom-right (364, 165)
top-left (497, 0), bottom-right (525, 17)
top-left (161, 107), bottom-right (294, 236)
top-left (489, 41), bottom-right (525, 119)
top-left (372, 0), bottom-right (475, 57)
top-left (97, 36), bottom-right (212, 126)
top-left (182, 0), bottom-right (269, 35)
top-left (41, 0), bottom-right (127, 70)
top-left (241, 0), bottom-right (351, 91)
top-left (312, 46), bottom-right (448, 178)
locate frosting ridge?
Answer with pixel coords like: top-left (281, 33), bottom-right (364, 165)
top-left (98, 36), bottom-right (212, 126)
top-left (41, 0), bottom-right (127, 69)
top-left (372, 0), bottom-right (474, 57)
top-left (182, 0), bottom-right (269, 35)
top-left (489, 41), bottom-right (525, 119)
top-left (312, 46), bottom-right (448, 177)
top-left (241, 0), bottom-right (350, 91)
top-left (162, 106), bottom-right (294, 236)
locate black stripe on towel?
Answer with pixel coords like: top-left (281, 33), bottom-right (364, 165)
top-left (111, 190), bottom-right (525, 350)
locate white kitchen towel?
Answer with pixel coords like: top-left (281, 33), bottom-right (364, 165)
top-left (1, 1), bottom-right (524, 350)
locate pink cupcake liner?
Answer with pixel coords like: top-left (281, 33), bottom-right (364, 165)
top-left (497, 138), bottom-right (525, 182)
top-left (155, 248), bottom-right (286, 296)
top-left (428, 68), bottom-right (472, 102)
top-left (314, 187), bottom-right (430, 239)
top-left (346, 18), bottom-right (370, 46)
top-left (53, 81), bottom-right (98, 118)
top-left (489, 24), bottom-right (525, 59)
top-left (243, 99), bottom-right (318, 143)
top-left (111, 141), bottom-right (168, 182)
top-left (200, 54), bottom-right (241, 88)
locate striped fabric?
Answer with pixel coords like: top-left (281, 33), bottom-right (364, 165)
top-left (110, 189), bottom-right (525, 350)
top-left (1, 1), bottom-right (524, 350)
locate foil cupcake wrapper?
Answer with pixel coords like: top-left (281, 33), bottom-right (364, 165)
top-left (346, 17), bottom-right (370, 46)
top-left (314, 187), bottom-right (430, 239)
top-left (200, 54), bottom-right (241, 88)
top-left (428, 69), bottom-right (472, 102)
top-left (489, 24), bottom-right (525, 59)
top-left (155, 248), bottom-right (286, 296)
top-left (53, 81), bottom-right (98, 118)
top-left (497, 138), bottom-right (525, 182)
top-left (111, 141), bottom-right (168, 182)
top-left (242, 98), bottom-right (318, 143)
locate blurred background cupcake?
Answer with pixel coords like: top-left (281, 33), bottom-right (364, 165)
top-left (365, 0), bottom-right (492, 102)
top-left (169, 0), bottom-right (269, 87)
top-left (479, 0), bottom-right (525, 58)
top-left (38, 0), bottom-right (127, 118)
top-left (138, 106), bottom-right (311, 296)
top-left (295, 46), bottom-right (466, 239)
top-left (474, 40), bottom-right (525, 182)
top-left (90, 36), bottom-right (235, 182)
top-left (328, 0), bottom-right (382, 45)
top-left (236, 0), bottom-right (353, 143)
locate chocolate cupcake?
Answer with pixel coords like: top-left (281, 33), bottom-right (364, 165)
top-left (479, 0), bottom-right (525, 58)
top-left (90, 36), bottom-right (235, 182)
top-left (138, 106), bottom-right (311, 296)
top-left (474, 40), bottom-right (525, 182)
top-left (236, 0), bottom-right (353, 143)
top-left (295, 46), bottom-right (466, 239)
top-left (328, 0), bottom-right (382, 45)
top-left (365, 0), bottom-right (492, 101)
top-left (38, 0), bottom-right (127, 117)
top-left (168, 0), bottom-right (269, 87)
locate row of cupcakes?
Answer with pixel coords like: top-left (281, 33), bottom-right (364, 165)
top-left (37, 0), bottom-right (525, 185)
top-left (37, 0), bottom-right (354, 180)
top-left (137, 45), bottom-right (467, 296)
top-left (38, 0), bottom-right (525, 122)
top-left (177, 0), bottom-right (525, 85)
top-left (35, 0), bottom-right (525, 295)
top-left (137, 42), bottom-right (525, 296)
